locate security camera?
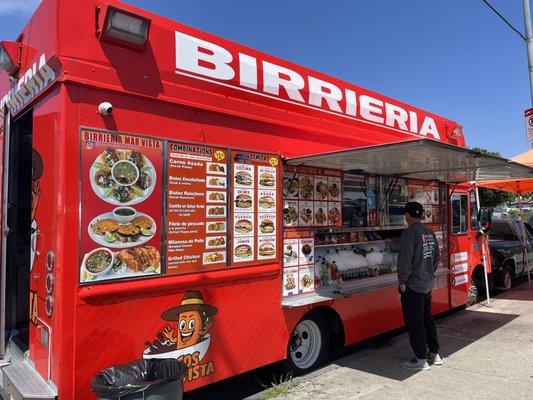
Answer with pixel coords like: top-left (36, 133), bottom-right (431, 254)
top-left (98, 102), bottom-right (113, 116)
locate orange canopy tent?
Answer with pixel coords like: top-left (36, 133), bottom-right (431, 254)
top-left (474, 178), bottom-right (533, 194)
top-left (473, 176), bottom-right (533, 287)
top-left (511, 149), bottom-right (533, 167)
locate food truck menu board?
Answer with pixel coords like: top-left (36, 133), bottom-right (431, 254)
top-left (406, 180), bottom-right (440, 224)
top-left (282, 230), bottom-right (315, 297)
top-left (165, 142), bottom-right (229, 274)
top-left (79, 130), bottom-right (164, 283)
top-left (231, 151), bottom-right (280, 266)
top-left (283, 166), bottom-right (342, 228)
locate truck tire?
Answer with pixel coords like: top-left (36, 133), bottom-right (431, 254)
top-left (503, 265), bottom-right (513, 291)
top-left (286, 313), bottom-right (330, 375)
top-left (466, 280), bottom-right (479, 307)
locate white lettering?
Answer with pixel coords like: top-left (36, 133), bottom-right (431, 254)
top-left (262, 61), bottom-right (305, 102)
top-left (175, 31), bottom-right (235, 81)
top-left (359, 95), bottom-right (384, 124)
top-left (308, 76), bottom-right (342, 112)
top-left (385, 103), bottom-right (408, 131)
top-left (345, 89), bottom-right (357, 116)
top-left (409, 111), bottom-right (418, 134)
top-left (419, 117), bottom-right (440, 140)
top-left (239, 53), bottom-right (257, 90)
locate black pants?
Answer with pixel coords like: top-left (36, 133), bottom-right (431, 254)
top-left (400, 287), bottom-right (439, 359)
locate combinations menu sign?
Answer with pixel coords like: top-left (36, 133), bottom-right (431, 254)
top-left (166, 142), bottom-right (228, 274)
top-left (231, 151), bottom-right (280, 266)
top-left (79, 130), bottom-right (163, 283)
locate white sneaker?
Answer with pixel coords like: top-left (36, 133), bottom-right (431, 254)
top-left (428, 352), bottom-right (447, 365)
top-left (400, 357), bottom-right (430, 371)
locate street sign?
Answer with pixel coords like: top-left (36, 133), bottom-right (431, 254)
top-left (525, 108), bottom-right (533, 141)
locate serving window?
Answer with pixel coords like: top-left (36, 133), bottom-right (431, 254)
top-left (78, 128), bottom-right (281, 285)
top-left (281, 168), bottom-right (447, 301)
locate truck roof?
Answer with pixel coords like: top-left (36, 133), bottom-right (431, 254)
top-left (1, 0), bottom-right (465, 148)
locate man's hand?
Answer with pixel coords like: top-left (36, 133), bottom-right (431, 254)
top-left (399, 284), bottom-right (406, 293)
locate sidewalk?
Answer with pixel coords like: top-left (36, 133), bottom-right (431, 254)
top-left (252, 284), bottom-right (533, 400)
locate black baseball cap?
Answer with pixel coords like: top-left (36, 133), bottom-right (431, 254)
top-left (405, 202), bottom-right (424, 218)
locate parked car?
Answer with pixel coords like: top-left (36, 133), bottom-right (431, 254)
top-left (488, 219), bottom-right (533, 290)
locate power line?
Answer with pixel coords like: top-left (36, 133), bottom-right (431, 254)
top-left (481, 0), bottom-right (526, 41)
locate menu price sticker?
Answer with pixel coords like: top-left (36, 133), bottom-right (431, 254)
top-left (165, 142), bottom-right (228, 275)
top-left (79, 130), bottom-right (164, 284)
top-left (282, 267), bottom-right (299, 297)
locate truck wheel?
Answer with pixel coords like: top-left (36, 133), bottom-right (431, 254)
top-left (287, 314), bottom-right (330, 374)
top-left (466, 280), bottom-right (479, 307)
top-left (503, 265), bottom-right (513, 291)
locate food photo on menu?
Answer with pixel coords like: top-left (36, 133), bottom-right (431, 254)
top-left (80, 245), bottom-right (161, 283)
top-left (283, 201), bottom-right (298, 227)
top-left (258, 237), bottom-right (276, 259)
top-left (89, 207), bottom-right (155, 247)
top-left (258, 191), bottom-right (276, 210)
top-left (235, 169), bottom-right (253, 187)
top-left (283, 173), bottom-right (298, 198)
top-left (315, 176), bottom-right (329, 200)
top-left (91, 147), bottom-right (157, 205)
top-left (298, 174), bottom-right (313, 200)
top-left (258, 168), bottom-right (276, 188)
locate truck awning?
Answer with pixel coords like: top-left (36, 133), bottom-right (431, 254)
top-left (285, 139), bottom-right (533, 183)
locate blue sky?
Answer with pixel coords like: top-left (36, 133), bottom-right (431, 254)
top-left (1, 0), bottom-right (531, 157)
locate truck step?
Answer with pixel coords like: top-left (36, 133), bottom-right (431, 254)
top-left (0, 341), bottom-right (57, 399)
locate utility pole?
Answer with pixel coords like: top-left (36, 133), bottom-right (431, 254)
top-left (523, 0), bottom-right (533, 148)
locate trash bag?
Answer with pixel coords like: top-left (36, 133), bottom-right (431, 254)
top-left (92, 358), bottom-right (187, 400)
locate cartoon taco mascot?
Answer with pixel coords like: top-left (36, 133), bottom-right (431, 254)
top-left (161, 291), bottom-right (217, 350)
top-left (30, 149), bottom-right (43, 271)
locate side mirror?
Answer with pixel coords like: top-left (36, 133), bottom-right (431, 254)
top-left (478, 208), bottom-right (492, 232)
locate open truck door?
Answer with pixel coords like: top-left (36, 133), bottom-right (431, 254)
top-left (286, 139), bottom-right (533, 309)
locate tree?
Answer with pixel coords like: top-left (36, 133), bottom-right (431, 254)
top-left (471, 147), bottom-right (515, 208)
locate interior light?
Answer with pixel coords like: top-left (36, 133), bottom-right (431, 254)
top-left (103, 7), bottom-right (150, 49)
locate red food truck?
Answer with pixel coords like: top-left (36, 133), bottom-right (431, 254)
top-left (0, 1), bottom-right (531, 399)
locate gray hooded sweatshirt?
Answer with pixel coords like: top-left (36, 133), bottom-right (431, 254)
top-left (397, 222), bottom-right (440, 294)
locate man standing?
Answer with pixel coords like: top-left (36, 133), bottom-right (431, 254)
top-left (398, 201), bottom-right (446, 370)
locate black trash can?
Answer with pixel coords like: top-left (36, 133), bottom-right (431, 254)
top-left (92, 359), bottom-right (187, 400)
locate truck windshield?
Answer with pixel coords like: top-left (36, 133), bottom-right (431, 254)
top-left (489, 222), bottom-right (515, 240)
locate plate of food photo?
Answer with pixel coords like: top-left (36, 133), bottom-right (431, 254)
top-left (88, 210), bottom-right (156, 248)
top-left (90, 147), bottom-right (157, 205)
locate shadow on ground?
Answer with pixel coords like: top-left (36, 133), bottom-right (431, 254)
top-left (184, 279), bottom-right (531, 400)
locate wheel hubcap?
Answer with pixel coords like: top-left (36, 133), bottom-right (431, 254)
top-left (505, 272), bottom-right (512, 289)
top-left (289, 320), bottom-right (322, 370)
